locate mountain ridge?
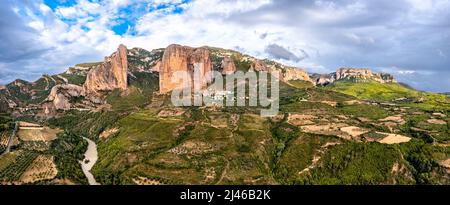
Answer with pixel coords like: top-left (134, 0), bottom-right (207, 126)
top-left (0, 44), bottom-right (447, 117)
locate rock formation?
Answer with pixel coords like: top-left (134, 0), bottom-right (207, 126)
top-left (220, 56), bottom-right (236, 75)
top-left (159, 44), bottom-right (212, 94)
top-left (45, 84), bottom-right (84, 110)
top-left (84, 44), bottom-right (128, 94)
top-left (250, 60), bottom-right (269, 72)
top-left (281, 67), bottom-right (311, 82)
top-left (310, 73), bottom-right (336, 86)
top-left (335, 68), bottom-right (396, 83)
top-left (151, 61), bottom-right (162, 73)
top-left (312, 68), bottom-right (397, 86)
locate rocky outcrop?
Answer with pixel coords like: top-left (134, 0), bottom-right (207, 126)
top-left (379, 73), bottom-right (396, 83)
top-left (250, 60), bottom-right (269, 72)
top-left (84, 44), bottom-right (128, 94)
top-left (45, 84), bottom-right (84, 110)
top-left (335, 68), bottom-right (373, 80)
top-left (220, 56), bottom-right (236, 75)
top-left (312, 68), bottom-right (397, 86)
top-left (282, 67), bottom-right (311, 82)
top-left (335, 68), bottom-right (396, 83)
top-left (151, 61), bottom-right (162, 73)
top-left (310, 74), bottom-right (336, 86)
top-left (127, 47), bottom-right (165, 72)
top-left (159, 44), bottom-right (212, 94)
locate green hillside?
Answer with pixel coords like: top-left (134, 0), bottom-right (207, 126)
top-left (325, 81), bottom-right (450, 111)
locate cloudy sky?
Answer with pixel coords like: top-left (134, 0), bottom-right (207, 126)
top-left (1, 0), bottom-right (449, 92)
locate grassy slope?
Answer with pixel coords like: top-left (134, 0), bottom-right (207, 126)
top-left (326, 81), bottom-right (450, 111)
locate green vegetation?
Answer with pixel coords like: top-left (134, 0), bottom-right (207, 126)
top-left (75, 62), bottom-right (102, 67)
top-left (107, 72), bottom-right (159, 112)
top-left (295, 142), bottom-right (412, 185)
top-left (50, 131), bottom-right (88, 184)
top-left (0, 152), bottom-right (38, 183)
top-left (326, 81), bottom-right (417, 101)
top-left (47, 110), bottom-right (121, 140)
top-left (59, 73), bottom-right (87, 85)
top-left (399, 140), bottom-right (450, 184)
top-left (288, 80), bottom-right (314, 89)
top-left (0, 115), bottom-right (12, 132)
top-left (326, 81), bottom-right (450, 111)
top-left (274, 134), bottom-right (340, 184)
top-left (6, 80), bottom-right (32, 103)
top-left (339, 104), bottom-right (389, 120)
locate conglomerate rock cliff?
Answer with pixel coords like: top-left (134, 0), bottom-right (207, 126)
top-left (84, 44), bottom-right (128, 94)
top-left (159, 44), bottom-right (212, 94)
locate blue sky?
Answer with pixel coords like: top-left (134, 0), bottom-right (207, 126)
top-left (1, 0), bottom-right (449, 92)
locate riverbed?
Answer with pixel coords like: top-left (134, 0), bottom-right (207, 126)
top-left (80, 137), bottom-right (100, 185)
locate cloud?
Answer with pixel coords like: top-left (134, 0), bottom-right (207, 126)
top-left (0, 0), bottom-right (449, 93)
top-left (265, 44), bottom-right (308, 62)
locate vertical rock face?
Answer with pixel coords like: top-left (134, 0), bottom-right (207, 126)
top-left (220, 56), bottom-right (236, 75)
top-left (84, 44), bottom-right (128, 94)
top-left (282, 67), bottom-right (311, 82)
top-left (159, 44), bottom-right (212, 94)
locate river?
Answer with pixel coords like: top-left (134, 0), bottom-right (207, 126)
top-left (80, 137), bottom-right (100, 185)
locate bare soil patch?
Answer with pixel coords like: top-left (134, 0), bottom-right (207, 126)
top-left (440, 158), bottom-right (450, 169)
top-left (301, 123), bottom-right (353, 140)
top-left (427, 119), bottom-right (447, 125)
top-left (432, 113), bottom-right (446, 118)
top-left (379, 115), bottom-right (405, 124)
top-left (99, 128), bottom-right (119, 139)
top-left (340, 126), bottom-right (369, 137)
top-left (17, 127), bottom-right (60, 141)
top-left (378, 133), bottom-right (411, 144)
top-left (288, 114), bottom-right (317, 126)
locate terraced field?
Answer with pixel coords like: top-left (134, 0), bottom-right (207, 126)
top-left (0, 152), bottom-right (38, 184)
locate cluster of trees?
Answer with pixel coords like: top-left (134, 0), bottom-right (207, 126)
top-left (400, 140), bottom-right (449, 184)
top-left (48, 110), bottom-right (120, 140)
top-left (0, 115), bottom-right (12, 132)
top-left (50, 131), bottom-right (88, 184)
